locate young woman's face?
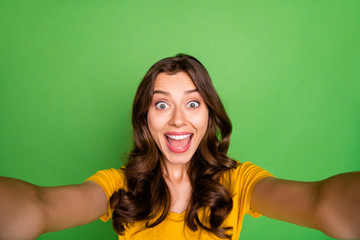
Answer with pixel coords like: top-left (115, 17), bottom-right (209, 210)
top-left (147, 72), bottom-right (209, 167)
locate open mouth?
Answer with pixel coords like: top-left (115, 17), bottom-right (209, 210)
top-left (164, 133), bottom-right (193, 153)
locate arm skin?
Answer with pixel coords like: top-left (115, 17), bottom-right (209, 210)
top-left (251, 172), bottom-right (360, 239)
top-left (0, 177), bottom-right (108, 240)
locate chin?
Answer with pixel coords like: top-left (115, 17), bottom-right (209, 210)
top-left (162, 151), bottom-right (194, 166)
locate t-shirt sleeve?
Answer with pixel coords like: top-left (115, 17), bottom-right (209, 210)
top-left (230, 161), bottom-right (274, 218)
top-left (84, 168), bottom-right (125, 222)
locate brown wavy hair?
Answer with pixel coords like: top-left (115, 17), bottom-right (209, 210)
top-left (110, 54), bottom-right (237, 239)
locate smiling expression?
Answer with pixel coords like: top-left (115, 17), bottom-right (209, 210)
top-left (147, 72), bottom-right (209, 167)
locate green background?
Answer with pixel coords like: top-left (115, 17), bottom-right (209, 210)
top-left (0, 1), bottom-right (359, 239)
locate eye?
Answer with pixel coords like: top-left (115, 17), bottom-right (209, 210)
top-left (187, 101), bottom-right (200, 109)
top-left (155, 101), bottom-right (169, 110)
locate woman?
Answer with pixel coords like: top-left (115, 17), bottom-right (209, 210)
top-left (0, 54), bottom-right (359, 240)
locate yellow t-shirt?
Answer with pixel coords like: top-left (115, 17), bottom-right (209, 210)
top-left (86, 162), bottom-right (273, 240)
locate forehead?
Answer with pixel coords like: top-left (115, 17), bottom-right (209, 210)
top-left (154, 72), bottom-right (196, 90)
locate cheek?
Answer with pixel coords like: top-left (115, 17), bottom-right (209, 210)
top-left (147, 111), bottom-right (166, 138)
top-left (192, 111), bottom-right (209, 134)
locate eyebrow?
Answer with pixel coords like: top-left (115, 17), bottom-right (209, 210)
top-left (153, 89), bottom-right (198, 95)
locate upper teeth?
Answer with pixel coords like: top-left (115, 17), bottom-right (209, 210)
top-left (166, 134), bottom-right (192, 140)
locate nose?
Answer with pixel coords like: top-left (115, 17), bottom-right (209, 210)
top-left (169, 105), bottom-right (186, 127)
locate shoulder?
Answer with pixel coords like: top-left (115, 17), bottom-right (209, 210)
top-left (221, 161), bottom-right (272, 181)
top-left (85, 167), bottom-right (126, 193)
top-left (221, 161), bottom-right (274, 195)
top-left (86, 167), bottom-right (124, 180)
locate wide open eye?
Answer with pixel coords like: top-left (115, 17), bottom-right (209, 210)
top-left (155, 101), bottom-right (169, 110)
top-left (187, 101), bottom-right (200, 109)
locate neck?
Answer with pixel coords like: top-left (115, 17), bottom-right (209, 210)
top-left (162, 161), bottom-right (189, 183)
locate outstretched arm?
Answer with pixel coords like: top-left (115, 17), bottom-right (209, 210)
top-left (0, 177), bottom-right (108, 240)
top-left (251, 172), bottom-right (360, 239)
